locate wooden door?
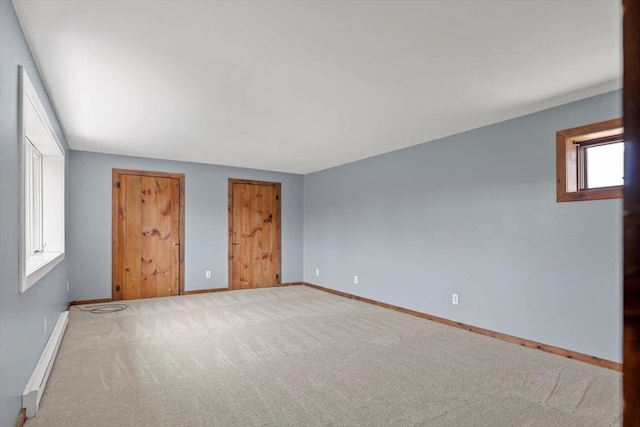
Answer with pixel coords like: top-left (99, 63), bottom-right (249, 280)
top-left (112, 170), bottom-right (185, 300)
top-left (623, 0), bottom-right (640, 424)
top-left (229, 179), bottom-right (281, 289)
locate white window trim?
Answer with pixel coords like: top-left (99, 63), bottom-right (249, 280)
top-left (25, 253), bottom-right (65, 290)
top-left (19, 66), bottom-right (66, 293)
top-left (25, 139), bottom-right (43, 257)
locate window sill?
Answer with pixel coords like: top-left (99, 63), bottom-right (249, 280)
top-left (24, 252), bottom-right (64, 291)
top-left (557, 186), bottom-right (623, 202)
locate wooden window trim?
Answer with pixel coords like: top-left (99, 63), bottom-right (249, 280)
top-left (556, 118), bottom-right (623, 202)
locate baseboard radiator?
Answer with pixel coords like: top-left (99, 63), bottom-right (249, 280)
top-left (22, 311), bottom-right (69, 418)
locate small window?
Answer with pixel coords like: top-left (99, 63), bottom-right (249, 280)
top-left (556, 118), bottom-right (623, 202)
top-left (19, 66), bottom-right (65, 293)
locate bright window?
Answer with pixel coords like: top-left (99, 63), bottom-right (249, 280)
top-left (556, 118), bottom-right (623, 202)
top-left (19, 66), bottom-right (65, 293)
top-left (583, 140), bottom-right (624, 189)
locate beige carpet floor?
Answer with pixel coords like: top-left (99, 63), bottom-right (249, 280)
top-left (26, 286), bottom-right (621, 427)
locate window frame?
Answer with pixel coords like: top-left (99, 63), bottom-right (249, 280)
top-left (25, 138), bottom-right (44, 257)
top-left (556, 118), bottom-right (623, 202)
top-left (19, 66), bottom-right (66, 293)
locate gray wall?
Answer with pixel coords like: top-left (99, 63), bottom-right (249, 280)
top-left (69, 151), bottom-right (303, 301)
top-left (304, 90), bottom-right (623, 363)
top-left (0, 1), bottom-right (623, 423)
top-left (0, 2), bottom-right (71, 426)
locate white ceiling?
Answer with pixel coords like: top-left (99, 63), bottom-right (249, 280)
top-left (13, 0), bottom-right (622, 174)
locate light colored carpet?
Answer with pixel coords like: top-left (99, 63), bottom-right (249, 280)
top-left (26, 286), bottom-right (621, 427)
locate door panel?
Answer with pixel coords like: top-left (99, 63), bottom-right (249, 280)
top-left (153, 177), bottom-right (180, 298)
top-left (124, 174), bottom-right (142, 300)
top-left (113, 170), bottom-right (184, 300)
top-left (229, 180), bottom-right (281, 290)
top-left (155, 177), bottom-right (171, 298)
top-left (140, 176), bottom-right (157, 298)
top-left (169, 178), bottom-right (181, 295)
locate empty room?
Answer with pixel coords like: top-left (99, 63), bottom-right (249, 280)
top-left (1, 1), bottom-right (639, 426)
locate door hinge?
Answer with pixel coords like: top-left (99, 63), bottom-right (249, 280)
top-left (275, 274), bottom-right (279, 280)
top-left (275, 194), bottom-right (279, 200)
top-left (115, 182), bottom-right (121, 189)
top-left (116, 285), bottom-right (121, 292)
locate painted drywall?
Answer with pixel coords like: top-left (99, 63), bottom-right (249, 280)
top-left (0, 2), bottom-right (71, 426)
top-left (304, 90), bottom-right (623, 363)
top-left (69, 151), bottom-right (303, 301)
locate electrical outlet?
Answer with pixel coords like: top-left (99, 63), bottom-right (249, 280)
top-left (66, 281), bottom-right (69, 292)
top-left (315, 268), bottom-right (320, 276)
top-left (205, 270), bottom-right (212, 279)
top-left (452, 293), bottom-right (459, 305)
top-left (44, 317), bottom-right (47, 335)
top-left (354, 275), bottom-right (358, 284)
